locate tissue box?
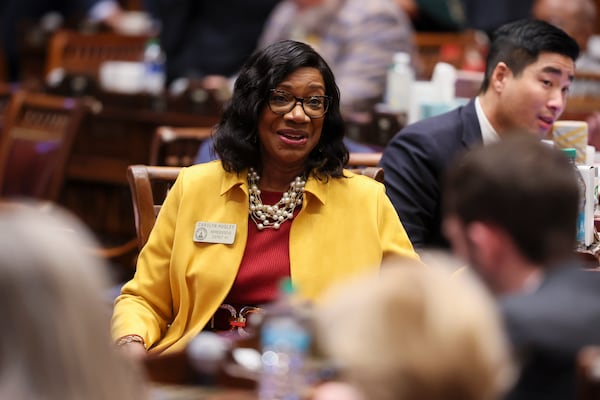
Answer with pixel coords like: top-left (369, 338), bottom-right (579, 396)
top-left (577, 165), bottom-right (597, 247)
top-left (553, 121), bottom-right (589, 164)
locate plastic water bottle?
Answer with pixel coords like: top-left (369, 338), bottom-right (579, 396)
top-left (143, 38), bottom-right (166, 95)
top-left (385, 52), bottom-right (414, 115)
top-left (258, 279), bottom-right (311, 400)
top-left (562, 148), bottom-right (587, 249)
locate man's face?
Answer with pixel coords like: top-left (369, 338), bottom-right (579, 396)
top-left (494, 52), bottom-right (575, 137)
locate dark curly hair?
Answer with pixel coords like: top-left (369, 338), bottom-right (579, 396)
top-left (213, 40), bottom-right (348, 180)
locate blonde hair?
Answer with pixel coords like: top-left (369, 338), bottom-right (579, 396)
top-left (0, 202), bottom-right (146, 400)
top-left (315, 256), bottom-right (514, 400)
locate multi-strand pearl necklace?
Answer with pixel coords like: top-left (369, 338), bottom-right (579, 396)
top-left (247, 168), bottom-right (306, 230)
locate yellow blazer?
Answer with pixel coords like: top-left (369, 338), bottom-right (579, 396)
top-left (112, 161), bottom-right (417, 353)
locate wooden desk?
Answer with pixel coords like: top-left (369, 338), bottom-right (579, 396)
top-left (151, 385), bottom-right (256, 400)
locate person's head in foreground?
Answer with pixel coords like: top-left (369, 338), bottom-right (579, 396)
top-left (478, 19), bottom-right (579, 137)
top-left (213, 39), bottom-right (348, 183)
top-left (0, 202), bottom-right (146, 400)
top-left (443, 135), bottom-right (579, 295)
top-left (313, 258), bottom-right (514, 400)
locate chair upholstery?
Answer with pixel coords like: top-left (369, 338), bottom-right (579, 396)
top-left (127, 164), bottom-right (385, 250)
top-left (150, 126), bottom-right (213, 166)
top-left (0, 90), bottom-right (86, 201)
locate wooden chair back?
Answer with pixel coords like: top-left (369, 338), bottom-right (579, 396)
top-left (0, 90), bottom-right (86, 201)
top-left (348, 166), bottom-right (384, 183)
top-left (45, 29), bottom-right (150, 82)
top-left (127, 164), bottom-right (181, 250)
top-left (577, 346), bottom-right (600, 400)
top-left (415, 30), bottom-right (485, 80)
top-left (347, 152), bottom-right (382, 168)
top-left (561, 71), bottom-right (600, 122)
top-left (127, 164), bottom-right (385, 250)
top-left (150, 126), bottom-right (213, 166)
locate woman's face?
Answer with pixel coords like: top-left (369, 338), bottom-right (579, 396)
top-left (257, 67), bottom-right (326, 173)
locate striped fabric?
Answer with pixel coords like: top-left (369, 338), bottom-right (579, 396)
top-left (258, 0), bottom-right (417, 114)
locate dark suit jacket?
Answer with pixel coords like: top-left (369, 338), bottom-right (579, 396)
top-left (154, 0), bottom-right (280, 83)
top-left (502, 264), bottom-right (600, 400)
top-left (460, 0), bottom-right (534, 36)
top-left (379, 99), bottom-right (482, 249)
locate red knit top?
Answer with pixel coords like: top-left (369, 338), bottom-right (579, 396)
top-left (224, 191), bottom-right (295, 305)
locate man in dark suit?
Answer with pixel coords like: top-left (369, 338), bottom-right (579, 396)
top-left (379, 19), bottom-right (580, 250)
top-left (460, 0), bottom-right (534, 37)
top-left (153, 0), bottom-right (280, 85)
top-left (442, 135), bottom-right (600, 400)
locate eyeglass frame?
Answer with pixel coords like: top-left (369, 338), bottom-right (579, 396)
top-left (267, 89), bottom-right (331, 119)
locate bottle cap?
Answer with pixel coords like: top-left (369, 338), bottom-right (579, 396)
top-left (561, 147), bottom-right (577, 160)
top-left (392, 52), bottom-right (410, 65)
top-left (279, 277), bottom-right (295, 296)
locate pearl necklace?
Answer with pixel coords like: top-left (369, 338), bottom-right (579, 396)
top-left (247, 168), bottom-right (306, 230)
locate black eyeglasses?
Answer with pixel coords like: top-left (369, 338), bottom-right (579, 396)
top-left (267, 89), bottom-right (331, 119)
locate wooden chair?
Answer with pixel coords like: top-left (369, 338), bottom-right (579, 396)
top-left (577, 346), bottom-right (600, 400)
top-left (127, 164), bottom-right (181, 250)
top-left (349, 166), bottom-right (384, 183)
top-left (150, 126), bottom-right (213, 166)
top-left (561, 71), bottom-right (600, 122)
top-left (0, 90), bottom-right (86, 201)
top-left (45, 29), bottom-right (150, 86)
top-left (347, 152), bottom-right (383, 168)
top-left (414, 30), bottom-right (485, 80)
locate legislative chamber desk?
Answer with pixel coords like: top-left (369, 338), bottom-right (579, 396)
top-left (151, 385), bottom-right (256, 400)
top-left (144, 340), bottom-right (258, 400)
top-left (53, 86), bottom-right (222, 276)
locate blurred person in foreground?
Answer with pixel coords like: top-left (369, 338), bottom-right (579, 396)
top-left (258, 0), bottom-right (417, 118)
top-left (112, 40), bottom-right (418, 357)
top-left (379, 19), bottom-right (579, 251)
top-left (0, 202), bottom-right (146, 400)
top-left (313, 259), bottom-right (514, 400)
top-left (443, 135), bottom-right (600, 400)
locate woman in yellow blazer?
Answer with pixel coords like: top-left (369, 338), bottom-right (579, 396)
top-left (112, 40), bottom-right (418, 356)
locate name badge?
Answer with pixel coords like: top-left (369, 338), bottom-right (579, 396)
top-left (193, 222), bottom-right (236, 244)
